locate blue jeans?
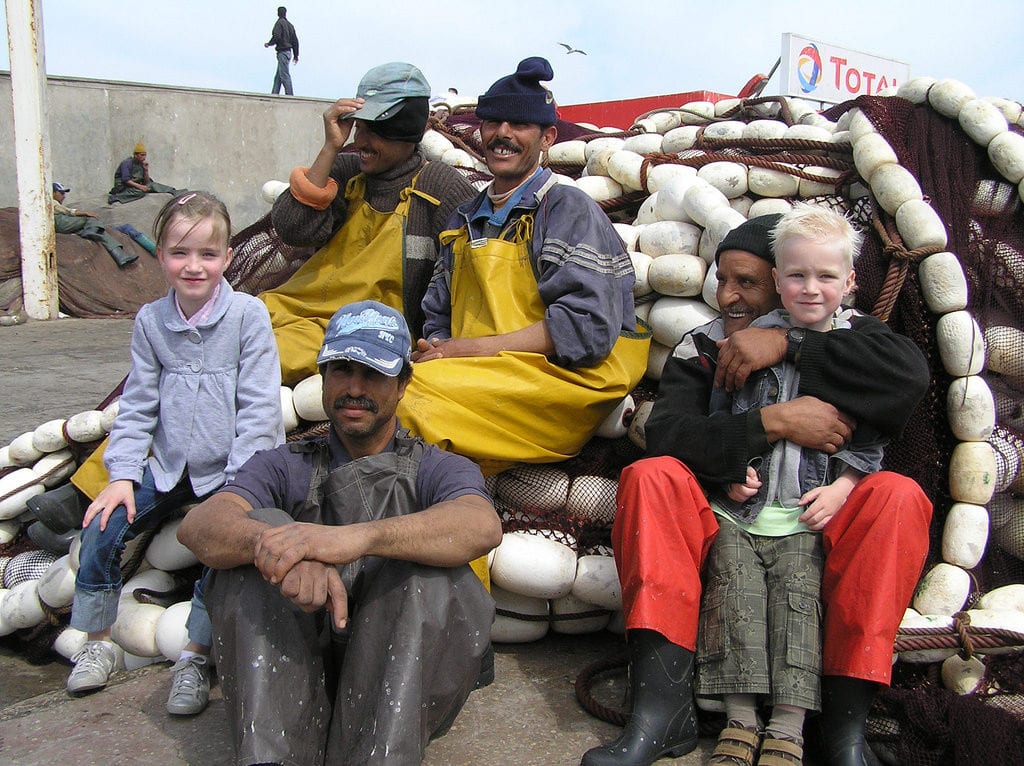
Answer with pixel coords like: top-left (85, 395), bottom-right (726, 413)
top-left (272, 49), bottom-right (293, 95)
top-left (71, 464), bottom-right (212, 645)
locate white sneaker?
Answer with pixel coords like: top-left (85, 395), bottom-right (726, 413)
top-left (67, 640), bottom-right (123, 694)
top-left (166, 654), bottom-right (211, 715)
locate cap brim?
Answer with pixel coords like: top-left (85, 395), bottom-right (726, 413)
top-left (316, 346), bottom-right (404, 377)
top-left (348, 98), bottom-right (404, 122)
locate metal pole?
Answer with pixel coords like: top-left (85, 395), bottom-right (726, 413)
top-left (6, 0), bottom-right (58, 320)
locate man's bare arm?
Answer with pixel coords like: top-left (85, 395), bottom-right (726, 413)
top-left (177, 491), bottom-right (264, 569)
top-left (255, 494), bottom-right (502, 584)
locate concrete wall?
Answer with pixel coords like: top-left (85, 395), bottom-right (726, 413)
top-left (1, 73), bottom-right (333, 230)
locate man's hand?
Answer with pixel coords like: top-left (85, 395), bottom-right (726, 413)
top-left (322, 98), bottom-right (366, 151)
top-left (411, 336), bottom-right (485, 363)
top-left (715, 327), bottom-right (788, 391)
top-left (256, 521), bottom-right (334, 584)
top-left (761, 396), bottom-right (856, 453)
top-left (277, 560), bottom-right (349, 629)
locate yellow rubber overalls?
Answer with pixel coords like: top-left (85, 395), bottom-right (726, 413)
top-left (261, 171), bottom-right (438, 386)
top-left (397, 208), bottom-right (651, 477)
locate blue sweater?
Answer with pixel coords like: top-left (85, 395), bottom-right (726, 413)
top-left (104, 279), bottom-right (285, 496)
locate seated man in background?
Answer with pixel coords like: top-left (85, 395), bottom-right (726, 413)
top-left (52, 182), bottom-right (136, 267)
top-left (107, 143), bottom-right (182, 204)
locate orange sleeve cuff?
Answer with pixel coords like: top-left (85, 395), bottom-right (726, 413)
top-left (288, 166), bottom-right (339, 211)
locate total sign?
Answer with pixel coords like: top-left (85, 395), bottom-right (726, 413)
top-left (781, 33), bottom-right (910, 103)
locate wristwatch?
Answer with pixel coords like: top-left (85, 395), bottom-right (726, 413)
top-left (786, 327), bottom-right (806, 364)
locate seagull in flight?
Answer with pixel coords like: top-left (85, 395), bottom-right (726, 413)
top-left (559, 42), bottom-right (587, 55)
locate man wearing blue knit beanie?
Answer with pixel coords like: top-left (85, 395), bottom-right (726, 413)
top-left (396, 57), bottom-right (651, 475)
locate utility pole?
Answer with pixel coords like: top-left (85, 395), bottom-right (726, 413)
top-left (6, 0), bottom-right (58, 320)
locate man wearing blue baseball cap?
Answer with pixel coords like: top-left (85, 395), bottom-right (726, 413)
top-left (179, 300), bottom-right (500, 765)
top-left (263, 62), bottom-right (476, 386)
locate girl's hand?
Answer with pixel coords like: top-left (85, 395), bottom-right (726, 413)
top-left (82, 479), bottom-right (136, 531)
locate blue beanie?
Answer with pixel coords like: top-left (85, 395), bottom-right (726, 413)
top-left (476, 57), bottom-right (557, 126)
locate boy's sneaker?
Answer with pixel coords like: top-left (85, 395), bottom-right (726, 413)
top-left (67, 640), bottom-right (123, 694)
top-left (166, 654), bottom-right (211, 715)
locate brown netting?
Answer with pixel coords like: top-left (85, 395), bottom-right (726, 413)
top-left (223, 211), bottom-right (314, 296)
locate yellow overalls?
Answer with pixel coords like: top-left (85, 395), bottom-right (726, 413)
top-left (261, 171), bottom-right (439, 386)
top-left (397, 212), bottom-right (651, 477)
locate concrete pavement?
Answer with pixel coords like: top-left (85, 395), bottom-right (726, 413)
top-left (0, 316), bottom-right (716, 765)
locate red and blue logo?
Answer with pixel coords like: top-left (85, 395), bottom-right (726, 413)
top-left (797, 44), bottom-right (823, 94)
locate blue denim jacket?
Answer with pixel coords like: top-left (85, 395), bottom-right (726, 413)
top-left (708, 309), bottom-right (886, 524)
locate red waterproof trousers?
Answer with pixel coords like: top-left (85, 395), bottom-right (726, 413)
top-left (612, 456), bottom-right (932, 684)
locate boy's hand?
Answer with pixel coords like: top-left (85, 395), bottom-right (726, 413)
top-left (83, 479), bottom-right (136, 531)
top-left (726, 465), bottom-right (761, 502)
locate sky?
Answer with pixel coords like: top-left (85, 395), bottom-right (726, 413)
top-left (2, 1), bottom-right (1023, 108)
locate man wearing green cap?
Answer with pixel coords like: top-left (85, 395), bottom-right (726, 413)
top-left (264, 61), bottom-right (476, 386)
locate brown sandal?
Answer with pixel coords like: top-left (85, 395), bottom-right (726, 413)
top-left (756, 737), bottom-right (803, 766)
top-left (709, 725), bottom-right (762, 766)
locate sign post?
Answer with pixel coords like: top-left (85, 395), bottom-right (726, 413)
top-left (780, 33), bottom-right (910, 104)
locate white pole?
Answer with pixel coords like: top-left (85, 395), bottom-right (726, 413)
top-left (6, 0), bottom-right (58, 320)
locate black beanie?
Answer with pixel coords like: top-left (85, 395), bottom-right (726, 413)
top-left (476, 57), bottom-right (557, 126)
top-left (714, 213), bottom-right (783, 265)
top-left (365, 97), bottom-right (430, 143)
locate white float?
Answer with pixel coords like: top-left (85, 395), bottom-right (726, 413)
top-left (155, 600), bottom-right (193, 662)
top-left (292, 374), bottom-right (328, 422)
top-left (941, 503), bottom-right (989, 569)
top-left (572, 555), bottom-right (622, 611)
top-left (145, 518), bottom-right (200, 571)
top-left (280, 386), bottom-right (299, 433)
top-left (648, 254), bottom-right (706, 297)
top-left (111, 601), bottom-right (166, 657)
top-left (566, 476), bottom-right (618, 525)
top-left (946, 376), bottom-right (995, 442)
top-left (36, 554), bottom-right (76, 609)
top-left (32, 419), bottom-right (69, 453)
top-left (935, 311), bottom-right (985, 377)
top-left (0, 468), bottom-right (45, 521)
top-left (595, 396), bottom-right (635, 440)
top-left (948, 441), bottom-right (997, 505)
top-left (490, 585), bottom-right (549, 643)
top-left (1, 579), bottom-right (46, 630)
top-left (31, 450), bottom-right (77, 488)
top-left (495, 465), bottom-right (570, 513)
top-left (638, 221), bottom-right (701, 257)
top-left (551, 593), bottom-right (610, 634)
top-left (913, 563), bottom-right (971, 616)
top-left (7, 431), bottom-right (44, 466)
top-left (489, 531), bottom-right (577, 600)
top-left (918, 251), bottom-right (969, 313)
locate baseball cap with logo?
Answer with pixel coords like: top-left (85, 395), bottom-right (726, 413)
top-left (53, 182), bottom-right (72, 193)
top-left (317, 300), bottom-right (412, 377)
top-left (347, 62), bottom-right (431, 122)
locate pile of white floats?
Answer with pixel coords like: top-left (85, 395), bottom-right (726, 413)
top-left (3, 76), bottom-right (1023, 697)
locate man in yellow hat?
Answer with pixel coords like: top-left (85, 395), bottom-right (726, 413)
top-left (108, 142), bottom-right (183, 204)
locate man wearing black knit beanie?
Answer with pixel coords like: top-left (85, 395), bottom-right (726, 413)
top-left (263, 61), bottom-right (476, 386)
top-left (395, 57), bottom-right (651, 475)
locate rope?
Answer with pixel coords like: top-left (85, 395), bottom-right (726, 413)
top-left (574, 649), bottom-right (629, 725)
top-left (868, 199), bottom-right (946, 321)
top-left (894, 616), bottom-right (1024, 655)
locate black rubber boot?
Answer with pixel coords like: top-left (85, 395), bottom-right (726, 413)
top-left (26, 520), bottom-right (78, 555)
top-left (80, 226), bottom-right (138, 267)
top-left (580, 629), bottom-right (698, 766)
top-left (26, 482), bottom-right (86, 533)
top-left (819, 676), bottom-right (882, 766)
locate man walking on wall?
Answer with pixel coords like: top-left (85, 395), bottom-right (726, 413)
top-left (265, 6), bottom-right (299, 96)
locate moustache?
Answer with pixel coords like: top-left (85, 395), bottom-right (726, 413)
top-left (487, 138), bottom-right (521, 154)
top-left (332, 396), bottom-right (379, 414)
